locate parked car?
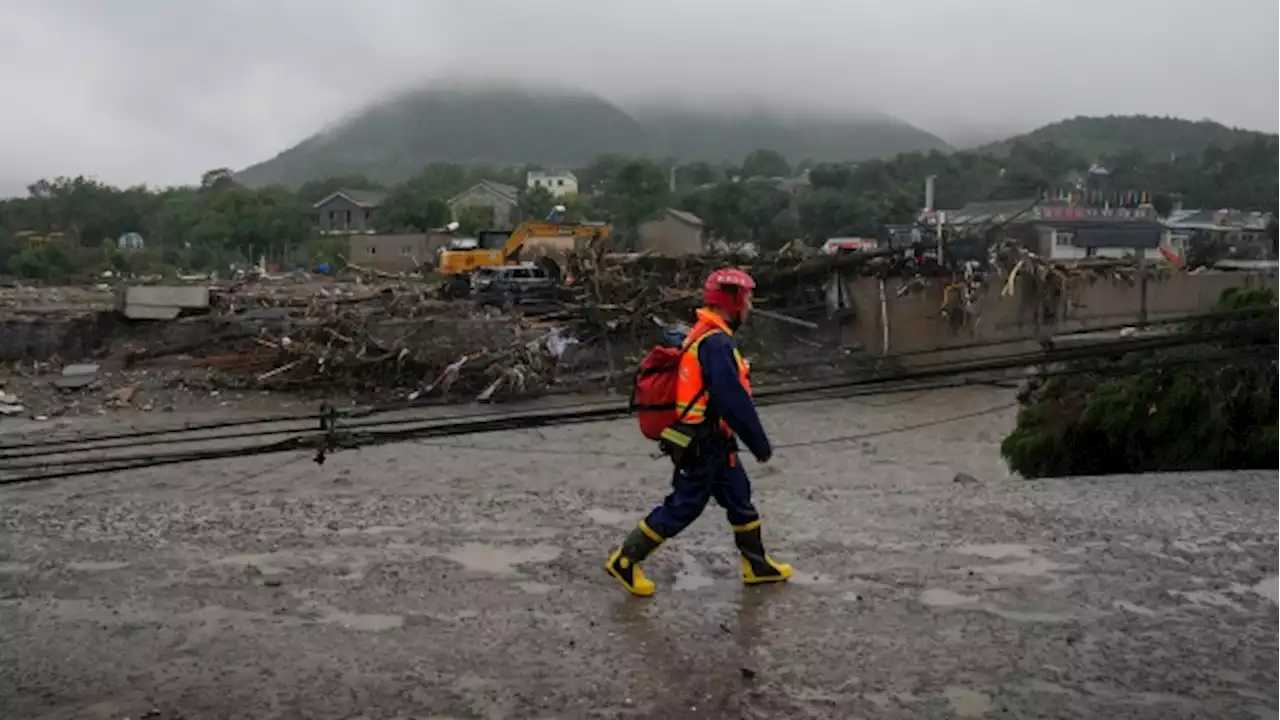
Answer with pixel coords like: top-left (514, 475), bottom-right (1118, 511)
top-left (471, 263), bottom-right (559, 313)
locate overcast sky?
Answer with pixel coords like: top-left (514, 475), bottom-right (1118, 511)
top-left (1, 0), bottom-right (1276, 196)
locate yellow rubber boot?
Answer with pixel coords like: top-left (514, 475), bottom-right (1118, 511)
top-left (605, 522), bottom-right (663, 596)
top-left (733, 521), bottom-right (793, 585)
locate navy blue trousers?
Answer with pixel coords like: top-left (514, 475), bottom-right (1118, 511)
top-left (643, 441), bottom-right (759, 538)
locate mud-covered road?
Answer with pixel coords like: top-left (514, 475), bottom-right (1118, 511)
top-left (1, 387), bottom-right (1276, 720)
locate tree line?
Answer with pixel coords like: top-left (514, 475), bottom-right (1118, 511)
top-left (1, 136), bottom-right (1275, 281)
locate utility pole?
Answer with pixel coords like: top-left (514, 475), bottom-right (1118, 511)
top-left (924, 175), bottom-right (943, 265)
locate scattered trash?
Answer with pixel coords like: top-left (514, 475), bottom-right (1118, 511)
top-left (54, 363), bottom-right (100, 390)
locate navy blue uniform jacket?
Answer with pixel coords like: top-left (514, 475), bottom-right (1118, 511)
top-left (695, 332), bottom-right (772, 461)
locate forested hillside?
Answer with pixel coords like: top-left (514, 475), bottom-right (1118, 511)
top-left (981, 115), bottom-right (1273, 160)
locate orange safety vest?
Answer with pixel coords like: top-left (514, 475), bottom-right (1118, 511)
top-left (670, 308), bottom-right (753, 441)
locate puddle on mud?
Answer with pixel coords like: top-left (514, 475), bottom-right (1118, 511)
top-left (1022, 680), bottom-right (1081, 697)
top-left (789, 571), bottom-right (835, 586)
top-left (673, 556), bottom-right (714, 591)
top-left (1170, 589), bottom-right (1245, 611)
top-left (333, 525), bottom-right (411, 536)
top-left (920, 589), bottom-right (978, 607)
top-left (215, 552), bottom-right (297, 576)
top-left (944, 686), bottom-right (993, 717)
top-left (321, 609), bottom-right (403, 632)
top-left (584, 508), bottom-right (631, 527)
top-left (956, 543), bottom-right (1035, 560)
top-left (980, 607), bottom-right (1072, 623)
top-left (866, 691), bottom-right (920, 707)
top-left (66, 560), bottom-right (131, 572)
top-left (1113, 600), bottom-right (1158, 616)
top-left (1251, 576), bottom-right (1279, 604)
top-left (968, 557), bottom-right (1072, 577)
top-left (441, 543), bottom-right (561, 576)
top-left (516, 581), bottom-right (554, 595)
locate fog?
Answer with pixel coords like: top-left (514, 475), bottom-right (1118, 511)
top-left (1, 0), bottom-right (1276, 195)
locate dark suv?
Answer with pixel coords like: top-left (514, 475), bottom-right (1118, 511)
top-left (471, 264), bottom-right (559, 313)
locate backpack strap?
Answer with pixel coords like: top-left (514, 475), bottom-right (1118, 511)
top-left (659, 329), bottom-right (723, 448)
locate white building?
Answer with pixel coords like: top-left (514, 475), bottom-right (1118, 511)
top-left (526, 170), bottom-right (578, 198)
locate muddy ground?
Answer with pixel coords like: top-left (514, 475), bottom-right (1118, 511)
top-left (0, 386), bottom-right (1276, 720)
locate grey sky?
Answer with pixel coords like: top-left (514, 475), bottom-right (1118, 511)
top-left (2, 0), bottom-right (1276, 196)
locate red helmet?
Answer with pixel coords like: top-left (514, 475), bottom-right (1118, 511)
top-left (703, 267), bottom-right (756, 314)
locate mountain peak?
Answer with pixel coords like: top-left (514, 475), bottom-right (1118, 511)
top-left (235, 81), bottom-right (949, 187)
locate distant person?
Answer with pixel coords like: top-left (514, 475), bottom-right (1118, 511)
top-left (606, 268), bottom-right (792, 596)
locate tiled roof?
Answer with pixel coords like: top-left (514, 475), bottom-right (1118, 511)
top-left (448, 180), bottom-right (520, 205)
top-left (1164, 208), bottom-right (1272, 231)
top-left (313, 188), bottom-right (388, 209)
top-left (942, 199), bottom-right (1037, 226)
top-left (665, 208), bottom-right (705, 227)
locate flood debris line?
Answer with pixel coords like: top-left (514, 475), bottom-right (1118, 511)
top-left (0, 248), bottom-right (1190, 414)
top-left (183, 251), bottom-right (876, 401)
top-left (72, 253), bottom-right (879, 404)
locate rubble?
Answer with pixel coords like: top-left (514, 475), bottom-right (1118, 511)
top-left (2, 246), bottom-right (1178, 413)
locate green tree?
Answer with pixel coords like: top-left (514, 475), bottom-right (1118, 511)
top-left (455, 204), bottom-right (496, 236)
top-left (200, 168), bottom-right (236, 192)
top-left (597, 158), bottom-right (670, 246)
top-left (679, 181), bottom-right (794, 249)
top-left (154, 183), bottom-right (310, 270)
top-left (741, 148), bottom-right (790, 179)
top-left (520, 185), bottom-right (556, 220)
top-left (7, 242), bottom-right (91, 281)
top-left (378, 188), bottom-right (450, 232)
top-left (1001, 288), bottom-right (1278, 478)
top-left (0, 229), bottom-right (18, 273)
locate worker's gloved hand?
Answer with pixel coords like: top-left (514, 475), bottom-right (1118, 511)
top-left (756, 452), bottom-right (772, 464)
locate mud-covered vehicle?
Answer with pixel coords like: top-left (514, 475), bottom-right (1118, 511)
top-left (471, 263), bottom-right (560, 314)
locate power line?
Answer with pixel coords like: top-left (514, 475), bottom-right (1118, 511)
top-left (1, 328), bottom-right (1269, 471)
top-left (2, 305), bottom-right (1268, 455)
top-left (0, 318), bottom-right (1272, 483)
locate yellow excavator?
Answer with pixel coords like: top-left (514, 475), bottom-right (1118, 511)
top-left (438, 218), bottom-right (611, 298)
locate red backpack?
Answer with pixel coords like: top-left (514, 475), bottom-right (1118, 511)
top-left (630, 329), bottom-right (712, 441)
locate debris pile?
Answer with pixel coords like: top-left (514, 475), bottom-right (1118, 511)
top-left (1, 249), bottom-right (932, 409)
top-left (558, 248), bottom-right (909, 341)
top-left (151, 284), bottom-right (573, 402)
top-left (119, 251), bottom-right (885, 402)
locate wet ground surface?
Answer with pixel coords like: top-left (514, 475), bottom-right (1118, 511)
top-left (0, 386), bottom-right (1276, 720)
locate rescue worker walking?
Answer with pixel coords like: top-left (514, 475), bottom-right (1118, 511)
top-left (606, 268), bottom-right (793, 596)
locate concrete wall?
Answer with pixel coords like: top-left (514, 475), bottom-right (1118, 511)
top-left (637, 216), bottom-right (703, 256)
top-left (840, 271), bottom-right (1278, 365)
top-left (348, 233), bottom-right (455, 272)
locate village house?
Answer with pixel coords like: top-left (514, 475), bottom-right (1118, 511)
top-left (448, 180), bottom-right (520, 229)
top-left (347, 232), bottom-right (456, 274)
top-left (313, 189), bottom-right (387, 234)
top-left (526, 170), bottom-right (578, 198)
top-left (943, 199), bottom-right (1166, 261)
top-left (636, 208), bottom-right (706, 256)
top-left (1163, 208), bottom-right (1274, 260)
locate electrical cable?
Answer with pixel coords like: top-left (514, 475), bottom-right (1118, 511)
top-left (3, 305), bottom-right (1269, 454)
top-left (0, 399), bottom-right (1022, 483)
top-left (2, 342), bottom-right (1269, 481)
top-left (1, 324), bottom-right (1270, 468)
top-left (6, 377), bottom-right (983, 468)
top-left (0, 311), bottom-right (1274, 479)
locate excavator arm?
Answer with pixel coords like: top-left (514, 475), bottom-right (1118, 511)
top-left (502, 220), bottom-right (612, 263)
